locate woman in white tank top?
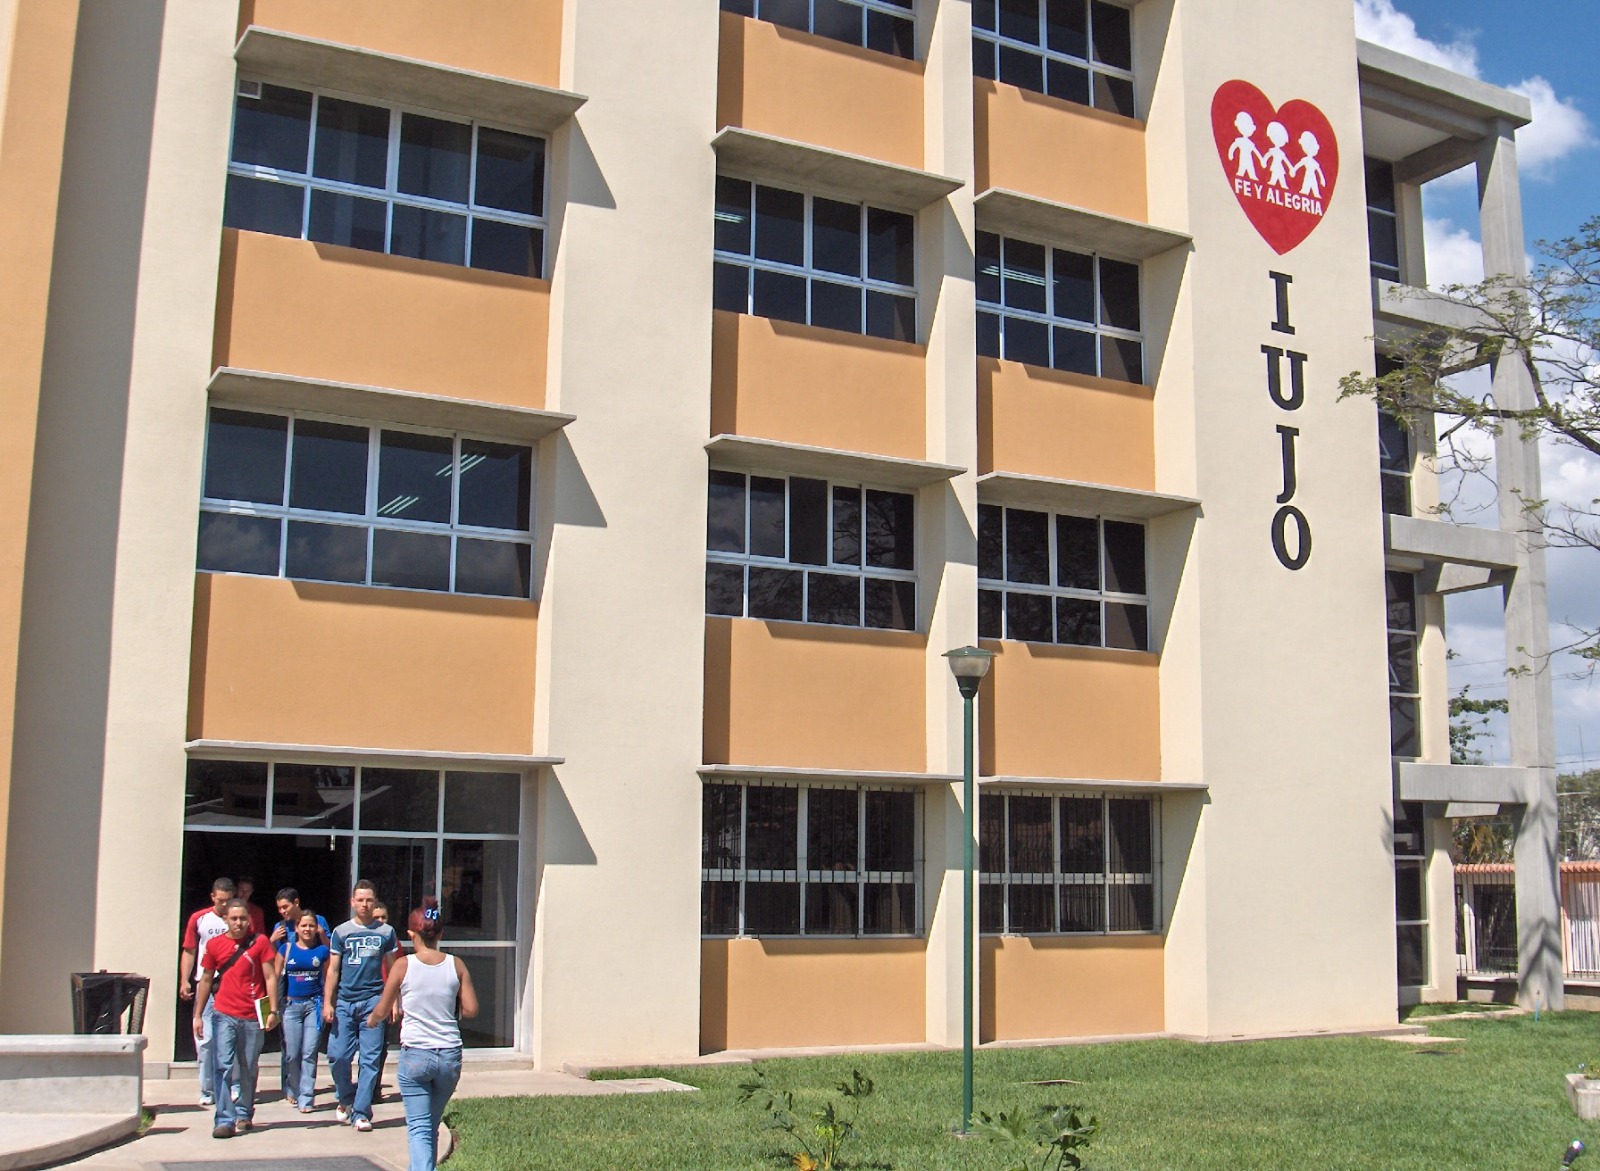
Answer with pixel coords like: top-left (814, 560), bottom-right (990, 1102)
top-left (368, 897), bottom-right (479, 1171)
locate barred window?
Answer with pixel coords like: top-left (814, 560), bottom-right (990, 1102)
top-left (702, 782), bottom-right (922, 936)
top-left (225, 81), bottom-right (545, 278)
top-left (707, 470), bottom-right (916, 630)
top-left (978, 504), bottom-right (1148, 650)
top-left (977, 232), bottom-right (1143, 383)
top-left (198, 407), bottom-right (533, 599)
top-left (972, 0), bottom-right (1135, 118)
top-left (722, 0), bottom-right (915, 60)
top-left (979, 792), bottom-right (1157, 934)
top-left (713, 176), bottom-right (917, 343)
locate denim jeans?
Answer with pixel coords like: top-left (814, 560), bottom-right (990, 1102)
top-left (196, 999), bottom-right (218, 1098)
top-left (328, 994), bottom-right (385, 1121)
top-left (281, 998), bottom-right (323, 1109)
top-left (211, 1012), bottom-right (264, 1131)
top-left (398, 1046), bottom-right (462, 1171)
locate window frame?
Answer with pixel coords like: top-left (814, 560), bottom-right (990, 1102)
top-left (972, 0), bottom-right (1137, 117)
top-left (226, 77), bottom-right (549, 278)
top-left (977, 503), bottom-right (1150, 651)
top-left (701, 779), bottom-right (925, 939)
top-left (706, 468), bottom-right (919, 631)
top-left (976, 230), bottom-right (1145, 383)
top-left (713, 174), bottom-right (919, 343)
top-left (978, 789), bottom-right (1160, 936)
top-left (198, 404), bottom-right (537, 600)
top-left (722, 0), bottom-right (917, 60)
top-left (1386, 570), bottom-right (1421, 760)
top-left (1364, 156), bottom-right (1401, 284)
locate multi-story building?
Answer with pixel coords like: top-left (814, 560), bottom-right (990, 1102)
top-left (0, 0), bottom-right (1560, 1071)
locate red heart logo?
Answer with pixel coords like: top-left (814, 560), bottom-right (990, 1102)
top-left (1210, 80), bottom-right (1339, 255)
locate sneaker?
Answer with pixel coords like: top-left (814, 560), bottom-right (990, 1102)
top-left (353, 1117), bottom-right (373, 1132)
top-left (236, 1118), bottom-right (252, 1134)
top-left (199, 1094), bottom-right (215, 1107)
top-left (335, 1104), bottom-right (352, 1125)
top-left (211, 1124), bottom-right (235, 1139)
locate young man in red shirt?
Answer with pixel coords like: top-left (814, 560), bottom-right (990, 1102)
top-left (194, 899), bottom-right (280, 1139)
top-left (178, 877), bottom-right (235, 1107)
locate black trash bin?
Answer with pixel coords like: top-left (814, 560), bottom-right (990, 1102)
top-left (70, 971), bottom-right (150, 1034)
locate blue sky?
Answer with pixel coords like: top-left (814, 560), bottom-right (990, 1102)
top-left (1355, 0), bottom-right (1600, 774)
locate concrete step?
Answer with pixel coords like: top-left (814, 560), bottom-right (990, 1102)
top-left (0, 1113), bottom-right (138, 1171)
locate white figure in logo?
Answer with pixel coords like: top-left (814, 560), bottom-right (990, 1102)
top-left (1262, 121), bottom-right (1293, 189)
top-left (1227, 110), bottom-right (1261, 180)
top-left (1293, 129), bottom-right (1326, 199)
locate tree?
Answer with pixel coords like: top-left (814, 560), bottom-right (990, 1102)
top-left (1339, 214), bottom-right (1600, 662)
top-left (1449, 681), bottom-right (1509, 766)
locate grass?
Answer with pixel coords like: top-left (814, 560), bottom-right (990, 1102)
top-left (446, 1013), bottom-right (1600, 1170)
top-left (1401, 1000), bottom-right (1513, 1019)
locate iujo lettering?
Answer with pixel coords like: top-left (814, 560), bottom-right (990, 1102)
top-left (1265, 271), bottom-right (1311, 570)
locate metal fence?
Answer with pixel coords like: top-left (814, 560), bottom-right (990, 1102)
top-left (1455, 862), bottom-right (1600, 978)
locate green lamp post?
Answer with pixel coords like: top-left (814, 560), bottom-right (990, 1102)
top-left (943, 644), bottom-right (994, 1134)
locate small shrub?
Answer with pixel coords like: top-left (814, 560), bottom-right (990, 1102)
top-left (737, 1066), bottom-right (874, 1171)
top-left (974, 1103), bottom-right (1098, 1171)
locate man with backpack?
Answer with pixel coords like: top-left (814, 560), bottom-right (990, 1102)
top-left (193, 898), bottom-right (280, 1139)
top-left (178, 876), bottom-right (236, 1107)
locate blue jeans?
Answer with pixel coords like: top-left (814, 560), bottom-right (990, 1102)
top-left (281, 999), bottom-right (323, 1108)
top-left (196, 1000), bottom-right (217, 1098)
top-left (398, 1046), bottom-right (462, 1171)
top-left (328, 994), bottom-right (385, 1121)
top-left (211, 1012), bottom-right (264, 1131)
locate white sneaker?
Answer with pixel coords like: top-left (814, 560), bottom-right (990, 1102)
top-left (335, 1104), bottom-right (352, 1124)
top-left (353, 1117), bottom-right (373, 1132)
top-left (198, 1093), bottom-right (215, 1107)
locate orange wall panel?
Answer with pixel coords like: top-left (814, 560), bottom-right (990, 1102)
top-left (979, 358), bottom-right (1154, 488)
top-left (710, 311), bottom-right (925, 460)
top-left (701, 937), bottom-right (926, 1051)
top-left (239, 0), bottom-right (562, 88)
top-left (189, 574), bottom-right (536, 755)
top-left (717, 12), bottom-right (923, 170)
top-left (980, 935), bottom-right (1163, 1042)
top-left (975, 80), bottom-right (1146, 222)
top-left (979, 640), bottom-right (1159, 780)
top-left (214, 230), bottom-right (549, 409)
top-left (704, 617), bottom-right (925, 773)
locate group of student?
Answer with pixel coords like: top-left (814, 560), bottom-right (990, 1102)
top-left (179, 874), bottom-right (479, 1171)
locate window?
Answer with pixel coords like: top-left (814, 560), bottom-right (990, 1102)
top-left (182, 760), bottom-right (521, 1046)
top-left (713, 176), bottom-right (917, 343)
top-left (979, 791), bottom-right (1157, 933)
top-left (1393, 800), bottom-right (1427, 986)
top-left (978, 504), bottom-right (1148, 650)
top-left (977, 232), bottom-right (1143, 382)
top-left (1365, 157), bottom-right (1400, 283)
top-left (198, 407), bottom-right (534, 599)
top-left (972, 0), bottom-right (1135, 117)
top-left (706, 470), bottom-right (916, 630)
top-left (225, 80), bottom-right (546, 278)
top-left (702, 781), bottom-right (921, 936)
top-left (721, 0), bottom-right (915, 60)
top-left (1387, 571), bottom-right (1420, 758)
top-left (1378, 409), bottom-right (1412, 517)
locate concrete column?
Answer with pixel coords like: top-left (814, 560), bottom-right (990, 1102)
top-left (528, 0), bottom-right (719, 1067)
top-left (918, 0), bottom-right (978, 1048)
top-left (1477, 121), bottom-right (1562, 1010)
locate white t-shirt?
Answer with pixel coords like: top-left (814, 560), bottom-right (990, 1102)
top-left (183, 908), bottom-right (229, 985)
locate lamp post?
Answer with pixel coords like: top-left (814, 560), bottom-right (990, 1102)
top-left (944, 645), bottom-right (993, 1134)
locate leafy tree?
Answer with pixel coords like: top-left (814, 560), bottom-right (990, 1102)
top-left (1339, 215), bottom-right (1600, 662)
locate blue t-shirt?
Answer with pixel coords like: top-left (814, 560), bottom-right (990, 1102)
top-left (281, 941), bottom-right (331, 1001)
top-left (330, 919), bottom-right (400, 1001)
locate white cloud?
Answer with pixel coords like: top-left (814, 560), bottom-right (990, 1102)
top-left (1508, 77), bottom-right (1598, 181)
top-left (1422, 216), bottom-right (1485, 288)
top-left (1354, 1), bottom-right (1595, 185)
top-left (1353, 0), bottom-right (1478, 75)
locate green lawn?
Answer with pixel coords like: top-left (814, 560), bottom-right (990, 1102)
top-left (446, 1012), bottom-right (1600, 1170)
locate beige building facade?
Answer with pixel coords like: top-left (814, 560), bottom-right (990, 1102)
top-left (0, 0), bottom-right (1558, 1070)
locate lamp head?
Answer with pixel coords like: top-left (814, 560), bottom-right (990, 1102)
top-left (1565, 1140), bottom-right (1586, 1167)
top-left (943, 646), bottom-right (995, 699)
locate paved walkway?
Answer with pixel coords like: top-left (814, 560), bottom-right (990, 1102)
top-left (51, 1065), bottom-right (694, 1170)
